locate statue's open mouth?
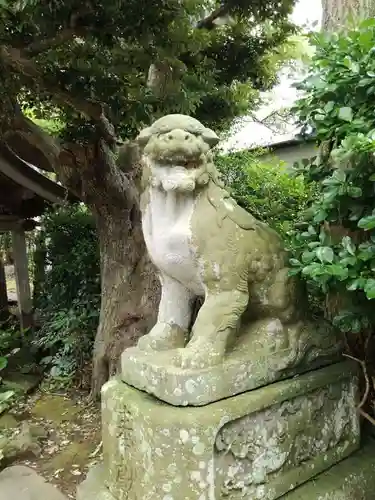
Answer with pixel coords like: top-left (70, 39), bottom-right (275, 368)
top-left (156, 155), bottom-right (202, 169)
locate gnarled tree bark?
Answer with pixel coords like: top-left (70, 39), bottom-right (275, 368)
top-left (322, 0), bottom-right (375, 30)
top-left (58, 140), bottom-right (160, 397)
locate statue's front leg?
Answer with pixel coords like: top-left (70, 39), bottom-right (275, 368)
top-left (137, 273), bottom-right (193, 352)
top-left (178, 286), bottom-right (249, 369)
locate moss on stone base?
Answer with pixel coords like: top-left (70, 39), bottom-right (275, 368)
top-left (283, 439), bottom-right (375, 499)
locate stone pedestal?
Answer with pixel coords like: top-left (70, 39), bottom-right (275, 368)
top-left (78, 440), bottom-right (375, 500)
top-left (78, 361), bottom-right (364, 500)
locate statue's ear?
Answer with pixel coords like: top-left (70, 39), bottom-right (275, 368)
top-left (137, 127), bottom-right (152, 148)
top-left (202, 127), bottom-right (219, 147)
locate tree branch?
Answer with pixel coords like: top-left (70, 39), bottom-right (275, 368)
top-left (0, 45), bottom-right (117, 148)
top-left (147, 3), bottom-right (234, 95)
top-left (25, 28), bottom-right (78, 56)
top-left (196, 5), bottom-right (230, 30)
top-left (24, 9), bottom-right (89, 56)
top-left (0, 46), bottom-right (103, 120)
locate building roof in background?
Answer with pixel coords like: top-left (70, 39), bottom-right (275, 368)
top-left (250, 134), bottom-right (316, 154)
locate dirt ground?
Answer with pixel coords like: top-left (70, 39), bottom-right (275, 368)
top-left (1, 384), bottom-right (102, 498)
top-left (1, 265), bottom-right (102, 497)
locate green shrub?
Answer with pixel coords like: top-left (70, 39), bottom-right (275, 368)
top-left (33, 204), bottom-right (100, 379)
top-left (289, 19), bottom-right (375, 334)
top-left (0, 332), bottom-right (17, 413)
top-left (216, 150), bottom-right (314, 238)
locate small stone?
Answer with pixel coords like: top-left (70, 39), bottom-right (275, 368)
top-left (0, 414), bottom-right (18, 430)
top-left (0, 422), bottom-right (41, 465)
top-left (2, 374), bottom-right (41, 395)
top-left (0, 466), bottom-right (67, 500)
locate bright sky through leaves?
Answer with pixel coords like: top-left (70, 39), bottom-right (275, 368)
top-left (224, 0), bottom-right (322, 151)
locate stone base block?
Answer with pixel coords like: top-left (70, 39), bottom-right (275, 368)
top-left (121, 320), bottom-right (342, 406)
top-left (77, 441), bottom-right (375, 500)
top-left (82, 361), bottom-right (359, 500)
top-left (77, 464), bottom-right (115, 500)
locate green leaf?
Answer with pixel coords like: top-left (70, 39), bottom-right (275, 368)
top-left (338, 107), bottom-right (353, 122)
top-left (0, 357), bottom-right (7, 372)
top-left (289, 258), bottom-right (301, 267)
top-left (369, 173), bottom-right (375, 181)
top-left (323, 190), bottom-right (338, 204)
top-left (301, 251), bottom-right (315, 264)
top-left (302, 263), bottom-right (324, 277)
top-left (288, 268), bottom-right (301, 277)
top-left (334, 169), bottom-right (347, 182)
top-left (0, 390), bottom-right (14, 414)
top-left (364, 278), bottom-right (375, 299)
top-left (347, 186), bottom-right (362, 198)
top-left (358, 215), bottom-right (375, 230)
top-left (314, 209), bottom-right (328, 223)
top-left (308, 241), bottom-right (321, 249)
top-left (324, 101), bottom-right (335, 113)
top-left (342, 236), bottom-right (356, 256)
top-left (316, 246), bottom-right (334, 263)
top-left (343, 57), bottom-right (360, 73)
top-left (361, 18), bottom-right (375, 28)
top-left (327, 264), bottom-right (348, 280)
top-left (341, 256), bottom-right (357, 266)
top-left (347, 278), bottom-right (365, 291)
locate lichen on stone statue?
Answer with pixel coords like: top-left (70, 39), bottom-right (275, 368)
top-left (121, 114), bottom-right (343, 406)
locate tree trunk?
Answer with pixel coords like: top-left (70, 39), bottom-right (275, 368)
top-left (91, 203), bottom-right (159, 396)
top-left (322, 0), bottom-right (375, 30)
top-left (59, 140), bottom-right (160, 399)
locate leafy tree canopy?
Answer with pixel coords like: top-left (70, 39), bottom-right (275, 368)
top-left (0, 0), bottom-right (297, 149)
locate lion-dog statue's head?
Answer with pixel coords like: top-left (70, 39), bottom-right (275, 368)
top-left (136, 114), bottom-right (221, 193)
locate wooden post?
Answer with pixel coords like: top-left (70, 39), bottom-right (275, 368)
top-left (0, 257), bottom-right (8, 321)
top-left (11, 227), bottom-right (33, 330)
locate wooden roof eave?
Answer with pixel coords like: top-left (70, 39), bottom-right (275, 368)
top-left (0, 144), bottom-right (68, 205)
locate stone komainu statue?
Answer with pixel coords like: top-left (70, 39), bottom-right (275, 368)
top-left (121, 114), bottom-right (341, 406)
top-left (132, 114), bottom-right (339, 372)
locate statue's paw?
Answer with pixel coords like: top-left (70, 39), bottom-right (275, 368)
top-left (137, 323), bottom-right (186, 352)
